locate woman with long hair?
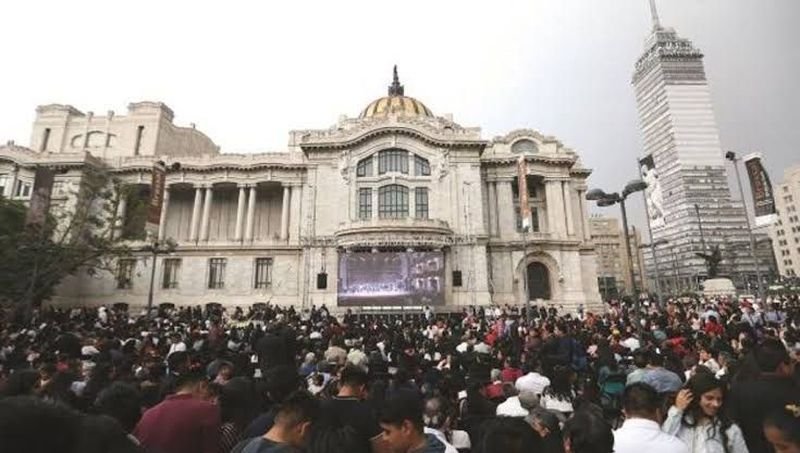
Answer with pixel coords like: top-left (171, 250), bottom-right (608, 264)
top-left (662, 372), bottom-right (748, 453)
top-left (540, 365), bottom-right (577, 419)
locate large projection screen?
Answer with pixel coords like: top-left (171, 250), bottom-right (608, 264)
top-left (337, 251), bottom-right (445, 306)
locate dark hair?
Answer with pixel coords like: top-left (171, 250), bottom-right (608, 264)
top-left (476, 417), bottom-right (542, 453)
top-left (763, 404), bottom-right (800, 447)
top-left (543, 365), bottom-right (575, 402)
top-left (263, 365), bottom-right (302, 403)
top-left (681, 373), bottom-right (733, 453)
top-left (754, 339), bottom-right (789, 373)
top-left (93, 382), bottom-right (142, 433)
top-left (0, 396), bottom-right (81, 453)
top-left (632, 349), bottom-right (649, 369)
top-left (622, 383), bottom-right (660, 417)
top-left (174, 370), bottom-right (207, 389)
top-left (562, 410), bottom-right (614, 453)
top-left (308, 425), bottom-right (370, 453)
top-left (340, 365), bottom-right (370, 388)
top-left (218, 377), bottom-right (259, 430)
top-left (379, 390), bottom-right (424, 432)
top-left (275, 391), bottom-right (321, 427)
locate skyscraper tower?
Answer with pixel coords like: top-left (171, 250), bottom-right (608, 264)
top-left (632, 0), bottom-right (760, 292)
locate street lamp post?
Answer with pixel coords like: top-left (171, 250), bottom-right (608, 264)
top-left (725, 151), bottom-right (764, 298)
top-left (587, 180), bottom-right (648, 335)
top-left (144, 238), bottom-right (177, 315)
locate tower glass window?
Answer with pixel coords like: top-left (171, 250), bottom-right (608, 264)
top-left (378, 184), bottom-right (409, 219)
top-left (208, 258), bottom-right (226, 289)
top-left (415, 187), bottom-right (429, 219)
top-left (358, 188), bottom-right (372, 219)
top-left (378, 149), bottom-right (408, 174)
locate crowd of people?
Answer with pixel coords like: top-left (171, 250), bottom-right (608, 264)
top-left (1, 294), bottom-right (799, 453)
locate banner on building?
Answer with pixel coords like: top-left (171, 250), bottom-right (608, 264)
top-left (743, 153), bottom-right (777, 227)
top-left (639, 154), bottom-right (665, 229)
top-left (517, 155), bottom-right (531, 231)
top-left (145, 162), bottom-right (167, 235)
top-left (25, 167), bottom-right (55, 227)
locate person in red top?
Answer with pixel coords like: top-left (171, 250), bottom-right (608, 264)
top-left (704, 315), bottom-right (725, 337)
top-left (134, 371), bottom-right (221, 453)
top-left (501, 358), bottom-right (523, 383)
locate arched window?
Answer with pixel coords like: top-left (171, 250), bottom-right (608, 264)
top-left (378, 184), bottom-right (409, 219)
top-left (527, 262), bottom-right (551, 300)
top-left (511, 139), bottom-right (538, 154)
top-left (414, 155), bottom-right (430, 176)
top-left (378, 149), bottom-right (409, 174)
top-left (357, 157), bottom-right (373, 177)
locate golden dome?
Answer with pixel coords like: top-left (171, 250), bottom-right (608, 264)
top-left (359, 66), bottom-right (433, 119)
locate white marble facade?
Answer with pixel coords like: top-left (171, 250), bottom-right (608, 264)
top-left (0, 75), bottom-right (602, 311)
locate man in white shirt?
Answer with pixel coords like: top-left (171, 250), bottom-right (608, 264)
top-left (614, 383), bottom-right (689, 453)
top-left (515, 359), bottom-right (550, 396)
top-left (496, 391), bottom-right (538, 417)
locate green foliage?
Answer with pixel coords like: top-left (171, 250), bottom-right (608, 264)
top-left (0, 164), bottom-right (131, 308)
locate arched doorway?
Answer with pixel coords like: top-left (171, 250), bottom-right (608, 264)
top-left (527, 262), bottom-right (551, 300)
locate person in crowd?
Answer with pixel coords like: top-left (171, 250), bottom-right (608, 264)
top-left (379, 390), bottom-right (449, 453)
top-left (319, 365), bottom-right (384, 452)
top-left (613, 383), bottom-right (689, 453)
top-left (662, 372), bottom-right (748, 452)
top-left (496, 388), bottom-right (538, 417)
top-left (474, 416), bottom-right (542, 453)
top-left (515, 357), bottom-right (551, 396)
top-left (763, 404), bottom-right (800, 453)
top-left (133, 371), bottom-right (221, 453)
top-left (528, 407), bottom-right (565, 453)
top-left (728, 338), bottom-right (800, 452)
top-left (220, 377), bottom-right (260, 453)
top-left (242, 364), bottom-right (303, 438)
top-left (233, 391), bottom-right (320, 453)
top-left (422, 396), bottom-right (470, 453)
top-left (308, 425), bottom-right (371, 453)
top-left (93, 382), bottom-right (143, 444)
top-left (540, 365), bottom-right (577, 419)
top-left (561, 409), bottom-right (614, 453)
top-left (641, 349), bottom-right (684, 394)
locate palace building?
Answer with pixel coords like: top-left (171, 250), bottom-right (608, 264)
top-left (0, 70), bottom-right (602, 311)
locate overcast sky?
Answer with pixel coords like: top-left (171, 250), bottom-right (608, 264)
top-left (1, 0), bottom-right (797, 227)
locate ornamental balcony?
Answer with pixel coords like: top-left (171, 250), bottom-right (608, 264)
top-left (335, 217), bottom-right (453, 248)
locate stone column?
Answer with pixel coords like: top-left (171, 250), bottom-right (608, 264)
top-left (189, 186), bottom-right (203, 242)
top-left (6, 166), bottom-right (19, 198)
top-left (245, 185), bottom-right (257, 242)
top-left (114, 194), bottom-right (127, 240)
top-left (562, 181), bottom-right (575, 237)
top-left (289, 184), bottom-right (302, 240)
top-left (578, 189), bottom-right (591, 242)
top-left (157, 185), bottom-right (170, 241)
top-left (234, 185), bottom-right (246, 242)
top-left (372, 187), bottom-right (379, 220)
top-left (496, 180), bottom-right (516, 237)
top-left (408, 186), bottom-right (416, 219)
top-left (280, 185), bottom-right (291, 240)
top-left (487, 181), bottom-right (497, 237)
top-left (546, 180), bottom-right (566, 238)
top-left (199, 185), bottom-right (213, 242)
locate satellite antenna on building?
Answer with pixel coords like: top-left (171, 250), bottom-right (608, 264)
top-left (648, 0), bottom-right (662, 31)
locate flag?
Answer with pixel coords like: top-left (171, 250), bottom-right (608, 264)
top-left (639, 154), bottom-right (665, 229)
top-left (517, 155), bottom-right (531, 231)
top-left (145, 161), bottom-right (167, 234)
top-left (743, 153), bottom-right (777, 227)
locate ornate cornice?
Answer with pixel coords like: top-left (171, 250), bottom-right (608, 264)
top-left (481, 154), bottom-right (578, 167)
top-left (0, 145), bottom-right (103, 170)
top-left (297, 117), bottom-right (486, 152)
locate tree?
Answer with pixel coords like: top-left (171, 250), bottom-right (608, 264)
top-left (0, 164), bottom-right (133, 316)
